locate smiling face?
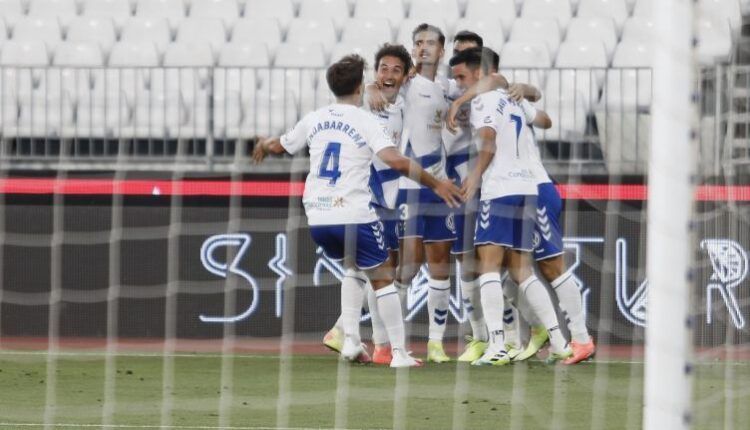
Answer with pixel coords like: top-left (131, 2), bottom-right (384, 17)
top-left (375, 55), bottom-right (408, 102)
top-left (412, 30), bottom-right (444, 67)
top-left (450, 62), bottom-right (480, 91)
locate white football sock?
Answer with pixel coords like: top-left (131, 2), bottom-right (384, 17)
top-left (478, 272), bottom-right (505, 351)
top-left (460, 278), bottom-right (488, 342)
top-left (394, 280), bottom-right (409, 313)
top-left (366, 282), bottom-right (388, 345)
top-left (503, 304), bottom-right (521, 349)
top-left (519, 275), bottom-right (567, 350)
top-left (427, 276), bottom-right (450, 342)
top-left (505, 276), bottom-right (541, 327)
top-left (551, 273), bottom-right (590, 344)
top-left (340, 269), bottom-right (366, 346)
top-left (376, 284), bottom-right (406, 352)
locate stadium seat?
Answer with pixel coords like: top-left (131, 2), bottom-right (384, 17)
top-left (231, 18), bottom-right (283, 54)
top-left (576, 0), bottom-right (629, 31)
top-left (697, 16), bottom-right (733, 65)
top-left (0, 19), bottom-right (7, 42)
top-left (81, 0), bottom-right (133, 30)
top-left (330, 41), bottom-right (377, 67)
top-left (538, 76), bottom-right (589, 143)
top-left (451, 18), bottom-right (505, 53)
top-left (243, 0), bottom-right (295, 29)
top-left (107, 41), bottom-right (161, 138)
top-left (189, 0), bottom-right (240, 27)
top-left (500, 41), bottom-right (551, 89)
top-left (632, 0), bottom-right (651, 17)
top-left (135, 0), bottom-right (186, 30)
top-left (66, 17), bottom-right (118, 54)
top-left (120, 17), bottom-right (172, 54)
top-left (463, 0), bottom-right (517, 38)
top-left (509, 18), bottom-right (561, 59)
top-left (52, 41), bottom-right (105, 137)
top-left (408, 0), bottom-right (460, 28)
top-left (214, 42), bottom-right (271, 139)
top-left (0, 0), bottom-right (24, 28)
top-left (520, 0), bottom-right (572, 30)
top-left (340, 18), bottom-right (393, 45)
top-left (565, 17), bottom-right (618, 63)
top-left (298, 0), bottom-right (351, 30)
top-left (596, 41), bottom-right (653, 174)
top-left (353, 0), bottom-right (406, 27)
top-left (27, 0), bottom-right (78, 27)
top-left (272, 43), bottom-right (327, 115)
top-left (175, 18), bottom-right (228, 56)
top-left (161, 42), bottom-right (215, 138)
top-left (554, 41), bottom-right (608, 105)
top-left (286, 18), bottom-right (338, 54)
top-left (395, 18), bottom-right (448, 47)
top-left (699, 0), bottom-right (742, 32)
top-left (621, 17), bottom-right (655, 46)
top-left (0, 41), bottom-right (51, 138)
top-left (12, 17), bottom-right (63, 51)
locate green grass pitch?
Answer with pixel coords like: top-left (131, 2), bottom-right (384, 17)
top-left (0, 352), bottom-right (747, 429)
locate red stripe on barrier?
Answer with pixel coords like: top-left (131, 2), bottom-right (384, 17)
top-left (0, 178), bottom-right (748, 201)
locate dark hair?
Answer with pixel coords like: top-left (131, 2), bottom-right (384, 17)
top-left (449, 46), bottom-right (499, 75)
top-left (411, 23), bottom-right (445, 47)
top-left (326, 54), bottom-right (366, 97)
top-left (374, 43), bottom-right (413, 73)
top-left (453, 30), bottom-right (483, 48)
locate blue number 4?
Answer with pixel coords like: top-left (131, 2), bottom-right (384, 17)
top-left (510, 114), bottom-right (522, 157)
top-left (319, 142), bottom-right (342, 186)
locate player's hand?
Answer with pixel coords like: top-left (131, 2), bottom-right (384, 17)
top-left (460, 174), bottom-right (481, 202)
top-left (367, 84), bottom-right (389, 112)
top-left (434, 179), bottom-right (464, 208)
top-left (508, 83), bottom-right (527, 102)
top-left (446, 100), bottom-right (461, 134)
top-left (252, 137), bottom-right (269, 164)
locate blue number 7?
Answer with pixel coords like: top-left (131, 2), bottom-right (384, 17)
top-left (319, 142), bottom-right (342, 186)
top-left (510, 114), bottom-right (522, 157)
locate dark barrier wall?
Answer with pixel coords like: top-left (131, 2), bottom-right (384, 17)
top-left (1, 188), bottom-right (749, 347)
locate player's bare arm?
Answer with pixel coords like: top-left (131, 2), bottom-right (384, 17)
top-left (460, 127), bottom-right (496, 201)
top-left (252, 137), bottom-right (286, 164)
top-left (376, 147), bottom-right (463, 208)
top-left (447, 77), bottom-right (546, 132)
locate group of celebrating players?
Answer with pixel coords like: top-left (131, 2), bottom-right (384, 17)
top-left (253, 22), bottom-right (596, 368)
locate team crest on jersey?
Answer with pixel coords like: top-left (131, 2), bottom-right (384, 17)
top-left (433, 110), bottom-right (443, 124)
top-left (445, 213), bottom-right (456, 234)
top-left (333, 197), bottom-right (345, 208)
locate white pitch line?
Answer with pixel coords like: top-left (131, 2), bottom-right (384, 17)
top-left (1, 351), bottom-right (748, 367)
top-left (0, 424), bottom-right (365, 430)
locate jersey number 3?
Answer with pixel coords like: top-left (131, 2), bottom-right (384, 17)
top-left (319, 142), bottom-right (342, 186)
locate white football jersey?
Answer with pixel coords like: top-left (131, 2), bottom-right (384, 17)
top-left (398, 74), bottom-right (449, 190)
top-left (280, 103), bottom-right (395, 226)
top-left (363, 94), bottom-right (405, 209)
top-left (469, 89), bottom-right (538, 200)
top-left (442, 78), bottom-right (473, 183)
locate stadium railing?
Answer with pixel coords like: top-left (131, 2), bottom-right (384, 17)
top-left (0, 64), bottom-right (743, 176)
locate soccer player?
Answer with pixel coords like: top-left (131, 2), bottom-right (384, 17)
top-left (253, 54), bottom-right (463, 368)
top-left (452, 47), bottom-right (572, 365)
top-left (322, 44), bottom-right (413, 366)
top-left (446, 31), bottom-right (546, 362)
top-left (395, 23), bottom-right (455, 363)
top-left (447, 61), bottom-right (596, 366)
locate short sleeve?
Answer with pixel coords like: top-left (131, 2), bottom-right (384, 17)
top-left (366, 115), bottom-right (396, 154)
top-left (470, 94), bottom-right (499, 132)
top-left (280, 113), bottom-right (312, 154)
